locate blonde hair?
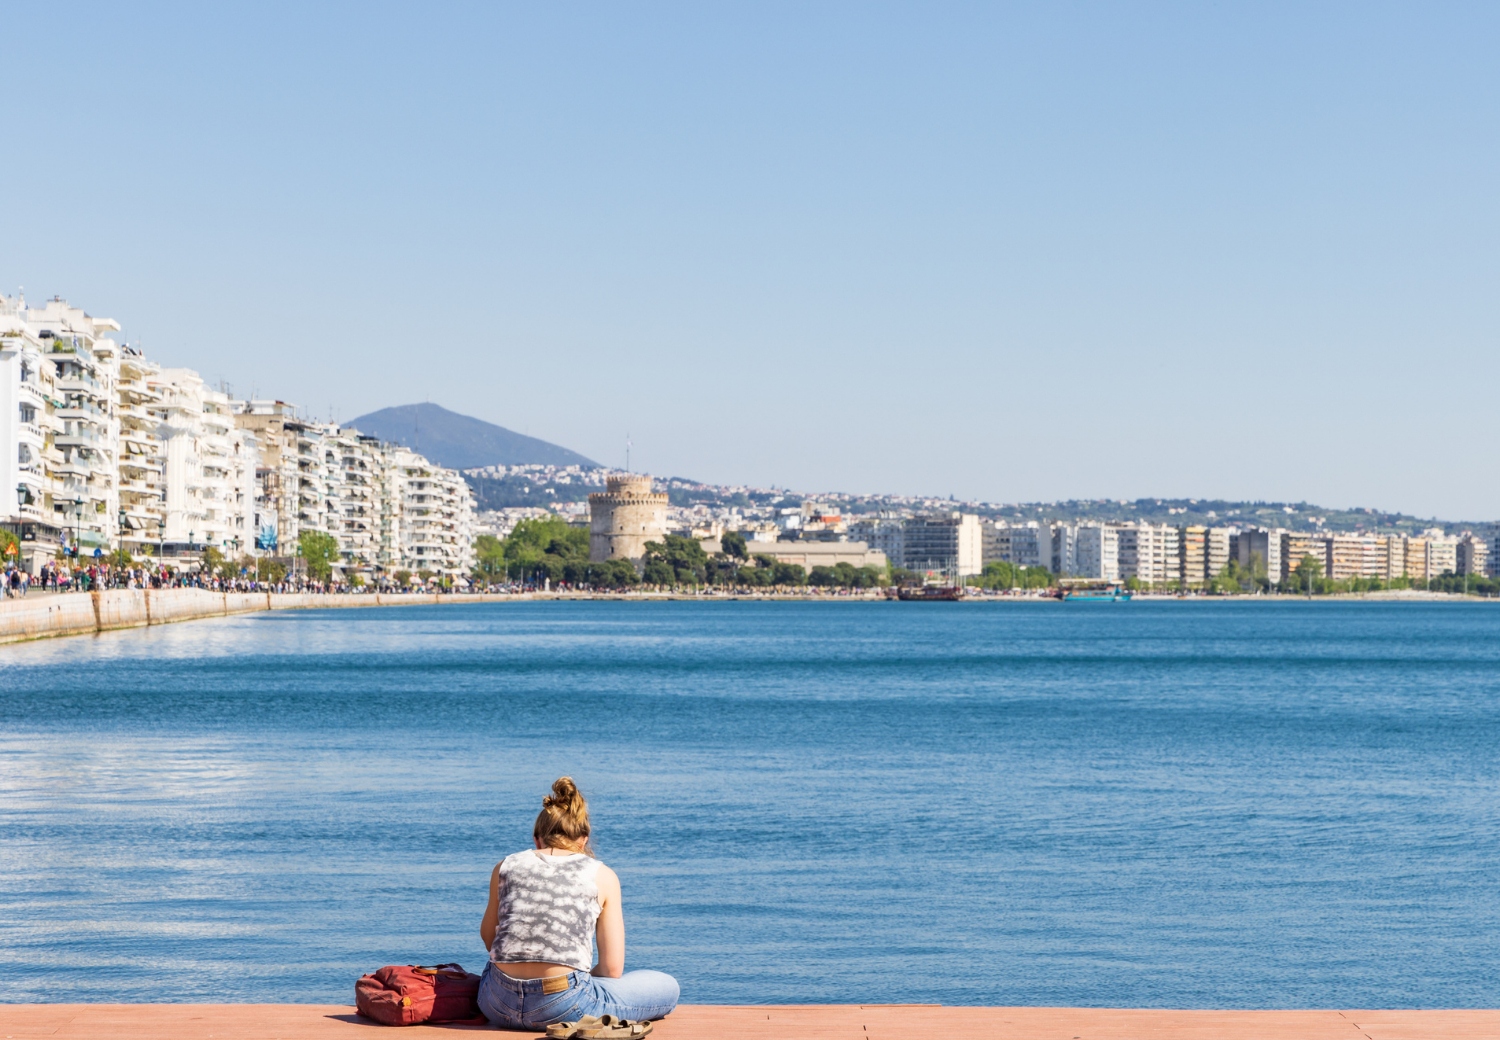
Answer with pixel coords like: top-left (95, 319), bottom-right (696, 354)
top-left (534, 776), bottom-right (592, 854)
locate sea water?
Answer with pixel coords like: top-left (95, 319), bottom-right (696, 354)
top-left (1, 600), bottom-right (1498, 1007)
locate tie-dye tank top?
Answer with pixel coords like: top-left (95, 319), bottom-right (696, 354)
top-left (490, 849), bottom-right (603, 972)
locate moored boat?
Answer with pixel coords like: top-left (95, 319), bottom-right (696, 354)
top-left (1055, 580), bottom-right (1133, 602)
top-left (895, 584), bottom-right (965, 601)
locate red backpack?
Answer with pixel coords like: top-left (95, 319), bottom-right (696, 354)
top-left (355, 963), bottom-right (486, 1026)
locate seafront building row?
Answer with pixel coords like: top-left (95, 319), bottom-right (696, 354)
top-left (0, 294), bottom-right (474, 581)
top-left (512, 483), bottom-right (1494, 587)
top-left (836, 513), bottom-right (1488, 585)
top-left (642, 499), bottom-right (1490, 586)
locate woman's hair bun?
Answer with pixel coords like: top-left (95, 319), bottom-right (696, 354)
top-left (544, 776), bottom-right (580, 809)
top-left (535, 776), bottom-right (592, 854)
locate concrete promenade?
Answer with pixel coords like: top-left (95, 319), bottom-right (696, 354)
top-left (2, 1004), bottom-right (1497, 1039)
top-left (0, 587), bottom-right (502, 645)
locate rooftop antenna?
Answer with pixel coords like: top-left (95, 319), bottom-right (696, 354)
top-left (625, 434), bottom-right (632, 473)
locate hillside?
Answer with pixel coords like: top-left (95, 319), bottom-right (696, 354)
top-left (346, 403), bottom-right (598, 470)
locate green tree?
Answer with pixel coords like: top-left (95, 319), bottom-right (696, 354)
top-left (720, 530), bottom-right (748, 560)
top-left (201, 545), bottom-right (228, 579)
top-left (584, 558), bottom-right (640, 589)
top-left (492, 516), bottom-right (589, 583)
top-left (771, 561), bottom-right (806, 586)
top-left (1288, 554), bottom-right (1322, 594)
top-left (297, 530), bottom-right (339, 582)
top-left (252, 557), bottom-right (287, 583)
top-left (642, 535), bottom-right (709, 586)
top-left (472, 533), bottom-right (507, 585)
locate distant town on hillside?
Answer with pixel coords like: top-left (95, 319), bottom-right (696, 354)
top-left (460, 462), bottom-right (1471, 536)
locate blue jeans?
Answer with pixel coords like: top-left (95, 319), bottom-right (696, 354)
top-left (478, 964), bottom-right (680, 1029)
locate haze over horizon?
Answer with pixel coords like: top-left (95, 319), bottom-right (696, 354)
top-left (4, 4), bottom-right (1498, 519)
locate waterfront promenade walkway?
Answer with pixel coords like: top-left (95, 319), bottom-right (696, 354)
top-left (2, 1004), bottom-right (1496, 1039)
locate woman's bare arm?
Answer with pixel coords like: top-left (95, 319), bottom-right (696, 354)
top-left (479, 863), bottom-right (501, 950)
top-left (592, 865), bottom-right (624, 978)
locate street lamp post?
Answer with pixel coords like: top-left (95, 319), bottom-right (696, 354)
top-left (72, 497), bottom-right (83, 577)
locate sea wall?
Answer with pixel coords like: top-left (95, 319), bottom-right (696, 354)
top-left (0, 589), bottom-right (463, 645)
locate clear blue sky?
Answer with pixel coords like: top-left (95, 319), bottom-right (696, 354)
top-left (4, 3), bottom-right (1498, 519)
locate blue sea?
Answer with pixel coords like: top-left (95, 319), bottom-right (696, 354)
top-left (1, 600), bottom-right (1498, 1007)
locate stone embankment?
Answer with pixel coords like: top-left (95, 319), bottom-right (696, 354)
top-left (0, 588), bottom-right (474, 645)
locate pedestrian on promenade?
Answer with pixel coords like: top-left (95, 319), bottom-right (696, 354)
top-left (477, 777), bottom-right (679, 1031)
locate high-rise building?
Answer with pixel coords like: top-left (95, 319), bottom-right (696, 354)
top-left (1457, 535), bottom-right (1489, 577)
top-left (0, 304), bottom-right (61, 569)
top-left (848, 517), bottom-right (905, 568)
top-left (153, 368), bottom-right (254, 557)
top-left (116, 349), bottom-right (165, 559)
top-left (1178, 525), bottom-right (1207, 585)
top-left (1427, 532), bottom-right (1458, 577)
top-left (391, 448), bottom-right (474, 578)
top-left (1052, 523), bottom-right (1080, 576)
top-left (1205, 527), bottom-right (1232, 579)
top-left (0, 295), bottom-right (124, 566)
top-left (1380, 534), bottom-right (1406, 582)
top-left (1116, 523), bottom-right (1180, 585)
top-left (1074, 524), bottom-right (1120, 581)
top-left (1281, 532), bottom-right (1326, 581)
top-left (1235, 528), bottom-right (1283, 582)
top-left (985, 522), bottom-right (1051, 570)
top-left (1326, 534), bottom-right (1381, 580)
top-left (903, 513), bottom-right (983, 576)
top-left (1478, 525), bottom-right (1500, 578)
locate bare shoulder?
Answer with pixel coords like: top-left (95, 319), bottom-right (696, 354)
top-left (594, 861), bottom-right (621, 892)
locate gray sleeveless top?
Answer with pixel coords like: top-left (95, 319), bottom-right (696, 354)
top-left (490, 850), bottom-right (603, 972)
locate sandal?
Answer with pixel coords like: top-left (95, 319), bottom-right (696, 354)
top-left (546, 1014), bottom-right (654, 1039)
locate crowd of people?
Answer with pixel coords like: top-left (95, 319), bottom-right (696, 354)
top-left (1, 560), bottom-right (467, 597)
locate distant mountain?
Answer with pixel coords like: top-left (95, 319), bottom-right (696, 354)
top-left (346, 403), bottom-right (598, 470)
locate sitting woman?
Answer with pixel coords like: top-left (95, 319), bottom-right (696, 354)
top-left (478, 777), bottom-right (680, 1029)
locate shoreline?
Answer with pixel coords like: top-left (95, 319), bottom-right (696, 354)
top-left (0, 585), bottom-right (1486, 647)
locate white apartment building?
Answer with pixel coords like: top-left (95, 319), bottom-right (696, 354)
top-left (1074, 524), bottom-right (1120, 581)
top-left (988, 522), bottom-right (1051, 570)
top-left (1480, 524), bottom-right (1500, 578)
top-left (391, 448), bottom-right (474, 578)
top-left (1205, 527), bottom-right (1232, 579)
top-left (848, 517), bottom-right (904, 568)
top-left (116, 349), bottom-right (166, 558)
top-left (1052, 523), bottom-right (1080, 576)
top-left (1427, 531), bottom-right (1458, 577)
top-left (0, 296), bottom-right (123, 566)
top-left (0, 306), bottom-right (60, 568)
top-left (1457, 535), bottom-right (1489, 577)
top-left (34, 299), bottom-right (122, 557)
top-left (331, 430), bottom-right (382, 577)
top-left (1117, 523), bottom-right (1180, 585)
top-left (152, 369), bottom-right (256, 557)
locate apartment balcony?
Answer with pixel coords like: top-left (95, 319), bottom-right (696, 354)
top-left (55, 375), bottom-right (103, 396)
top-left (55, 402), bottom-right (109, 421)
top-left (54, 421), bottom-right (104, 444)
